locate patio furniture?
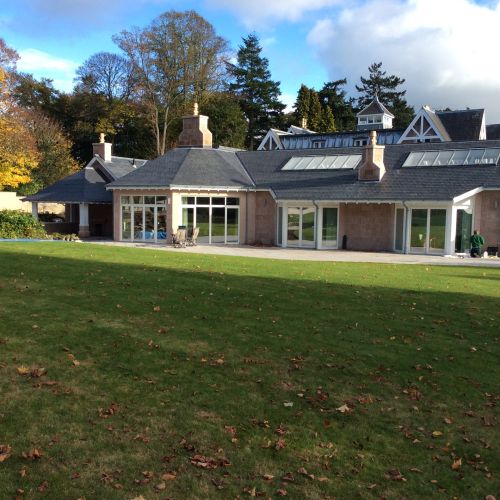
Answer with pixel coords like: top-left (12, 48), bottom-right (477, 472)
top-left (172, 229), bottom-right (187, 248)
top-left (187, 227), bottom-right (199, 246)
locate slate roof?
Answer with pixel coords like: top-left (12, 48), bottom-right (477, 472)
top-left (357, 97), bottom-right (395, 118)
top-left (25, 156), bottom-right (146, 203)
top-left (237, 140), bottom-right (500, 202)
top-left (436, 109), bottom-right (484, 141)
top-left (107, 148), bottom-right (254, 189)
top-left (486, 124), bottom-right (500, 140)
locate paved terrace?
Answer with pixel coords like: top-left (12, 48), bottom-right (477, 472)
top-left (88, 240), bottom-right (500, 267)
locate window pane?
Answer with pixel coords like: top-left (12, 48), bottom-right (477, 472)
top-left (156, 196), bottom-right (166, 205)
top-left (322, 208), bottom-right (337, 247)
top-left (287, 208), bottom-right (301, 246)
top-left (212, 197), bottom-right (225, 205)
top-left (410, 209), bottom-right (427, 253)
top-left (395, 208), bottom-right (404, 251)
top-left (449, 150), bottom-right (468, 165)
top-left (464, 149), bottom-right (484, 165)
top-left (403, 152), bottom-right (424, 167)
top-left (227, 208), bottom-right (239, 243)
top-left (121, 205), bottom-right (131, 240)
top-left (420, 152), bottom-right (439, 166)
top-left (301, 208), bottom-right (315, 248)
top-left (196, 207), bottom-right (210, 243)
top-left (211, 207), bottom-right (225, 243)
top-left (429, 209), bottom-right (446, 253)
top-left (226, 197), bottom-right (240, 206)
top-left (157, 206), bottom-right (167, 240)
top-left (481, 148), bottom-right (500, 165)
top-left (182, 207), bottom-right (194, 230)
top-left (434, 151), bottom-right (453, 166)
top-left (145, 206), bottom-right (155, 239)
top-left (121, 195), bottom-right (130, 204)
top-left (134, 206), bottom-right (144, 240)
top-left (182, 196), bottom-right (195, 205)
top-left (197, 197), bottom-right (210, 205)
top-left (144, 196), bottom-right (155, 205)
top-left (133, 196), bottom-right (143, 204)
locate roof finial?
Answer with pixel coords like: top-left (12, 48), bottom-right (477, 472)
top-left (99, 132), bottom-right (106, 143)
top-left (193, 102), bottom-right (199, 116)
top-left (374, 88), bottom-right (379, 101)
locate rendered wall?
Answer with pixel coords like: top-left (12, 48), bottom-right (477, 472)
top-left (338, 203), bottom-right (395, 251)
top-left (475, 190), bottom-right (500, 247)
top-left (249, 192), bottom-right (277, 245)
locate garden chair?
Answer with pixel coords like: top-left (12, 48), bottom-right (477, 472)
top-left (187, 227), bottom-right (199, 246)
top-left (172, 229), bottom-right (187, 248)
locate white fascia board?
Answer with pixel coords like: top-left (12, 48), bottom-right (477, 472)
top-left (106, 186), bottom-right (169, 191)
top-left (170, 185), bottom-right (255, 192)
top-left (453, 186), bottom-right (483, 203)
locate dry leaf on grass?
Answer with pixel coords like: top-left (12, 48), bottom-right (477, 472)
top-left (0, 444), bottom-right (12, 462)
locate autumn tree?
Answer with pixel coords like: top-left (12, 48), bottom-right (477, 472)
top-left (0, 38), bottom-right (38, 189)
top-left (228, 34), bottom-right (285, 150)
top-left (114, 10), bottom-right (228, 155)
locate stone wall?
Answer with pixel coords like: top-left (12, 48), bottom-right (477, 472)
top-left (338, 203), bottom-right (395, 251)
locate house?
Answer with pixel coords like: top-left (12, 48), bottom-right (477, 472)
top-left (26, 100), bottom-right (500, 256)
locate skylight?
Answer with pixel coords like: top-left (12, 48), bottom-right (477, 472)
top-left (282, 155), bottom-right (362, 170)
top-left (403, 148), bottom-right (500, 167)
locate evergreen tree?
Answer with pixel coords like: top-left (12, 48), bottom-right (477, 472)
top-left (308, 90), bottom-right (322, 131)
top-left (319, 106), bottom-right (336, 132)
top-left (356, 62), bottom-right (414, 128)
top-left (294, 84), bottom-right (310, 126)
top-left (228, 34), bottom-right (285, 150)
top-left (319, 79), bottom-right (356, 131)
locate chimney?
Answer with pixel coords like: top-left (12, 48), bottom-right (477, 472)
top-left (358, 131), bottom-right (386, 181)
top-left (301, 117), bottom-right (308, 129)
top-left (178, 102), bottom-right (213, 148)
top-left (93, 133), bottom-right (112, 162)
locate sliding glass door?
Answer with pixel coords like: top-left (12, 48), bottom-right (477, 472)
top-left (321, 207), bottom-right (338, 248)
top-left (410, 208), bottom-right (447, 254)
top-left (455, 209), bottom-right (472, 253)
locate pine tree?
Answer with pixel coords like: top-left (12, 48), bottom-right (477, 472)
top-left (356, 62), bottom-right (414, 128)
top-left (308, 90), bottom-right (322, 131)
top-left (319, 79), bottom-right (356, 131)
top-left (294, 84), bottom-right (310, 126)
top-left (228, 34), bottom-right (285, 150)
top-left (319, 106), bottom-right (336, 133)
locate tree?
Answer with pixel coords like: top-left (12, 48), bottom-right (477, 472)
top-left (294, 84), bottom-right (310, 126)
top-left (356, 62), bottom-right (414, 128)
top-left (200, 93), bottom-right (246, 148)
top-left (114, 10), bottom-right (228, 155)
top-left (308, 89), bottom-right (322, 131)
top-left (228, 34), bottom-right (285, 150)
top-left (319, 106), bottom-right (336, 133)
top-left (75, 52), bottom-right (134, 102)
top-left (13, 73), bottom-right (60, 113)
top-left (0, 38), bottom-right (39, 189)
top-left (319, 79), bottom-right (356, 131)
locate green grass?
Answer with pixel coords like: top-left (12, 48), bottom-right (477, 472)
top-left (0, 242), bottom-right (499, 499)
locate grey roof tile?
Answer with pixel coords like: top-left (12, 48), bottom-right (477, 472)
top-left (436, 109), bottom-right (484, 141)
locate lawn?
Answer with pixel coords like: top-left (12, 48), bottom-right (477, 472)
top-left (0, 242), bottom-right (498, 499)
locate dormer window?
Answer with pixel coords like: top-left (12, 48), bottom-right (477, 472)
top-left (312, 140), bottom-right (326, 149)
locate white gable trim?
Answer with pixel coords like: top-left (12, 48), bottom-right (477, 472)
top-left (257, 129), bottom-right (285, 151)
top-left (398, 107), bottom-right (450, 144)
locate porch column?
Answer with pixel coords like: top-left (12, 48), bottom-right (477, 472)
top-left (31, 202), bottom-right (38, 221)
top-left (444, 204), bottom-right (456, 256)
top-left (78, 203), bottom-right (90, 238)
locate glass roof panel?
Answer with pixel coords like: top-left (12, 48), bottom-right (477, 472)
top-left (282, 155), bottom-right (362, 170)
top-left (403, 148), bottom-right (500, 167)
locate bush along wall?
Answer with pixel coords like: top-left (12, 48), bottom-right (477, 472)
top-left (0, 210), bottom-right (47, 239)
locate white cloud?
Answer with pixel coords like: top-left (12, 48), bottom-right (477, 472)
top-left (206, 0), bottom-right (341, 27)
top-left (281, 93), bottom-right (296, 113)
top-left (17, 49), bottom-right (78, 92)
top-left (307, 0), bottom-right (500, 122)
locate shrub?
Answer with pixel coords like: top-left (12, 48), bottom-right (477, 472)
top-left (0, 210), bottom-right (47, 239)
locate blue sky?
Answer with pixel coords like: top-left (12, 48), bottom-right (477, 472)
top-left (2, 0), bottom-right (500, 121)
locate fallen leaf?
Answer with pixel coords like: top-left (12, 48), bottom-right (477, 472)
top-left (262, 473), bottom-right (274, 481)
top-left (161, 472), bottom-right (176, 481)
top-left (451, 458), bottom-right (462, 470)
top-left (317, 476), bottom-right (329, 482)
top-left (155, 482), bottom-right (166, 491)
top-left (276, 489), bottom-right (287, 496)
top-left (21, 448), bottom-right (43, 460)
top-left (16, 365), bottom-right (30, 375)
top-left (0, 444), bottom-right (12, 462)
top-left (336, 404), bottom-right (351, 413)
top-left (153, 306), bottom-right (161, 312)
top-left (37, 480), bottom-right (49, 492)
top-left (443, 417), bottom-right (453, 425)
top-left (432, 431), bottom-right (443, 438)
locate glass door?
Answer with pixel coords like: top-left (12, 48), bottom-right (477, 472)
top-left (394, 208), bottom-right (405, 251)
top-left (410, 208), bottom-right (447, 254)
top-left (322, 207), bottom-right (338, 248)
top-left (286, 207), bottom-right (316, 248)
top-left (455, 209), bottom-right (472, 252)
